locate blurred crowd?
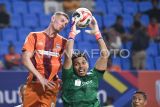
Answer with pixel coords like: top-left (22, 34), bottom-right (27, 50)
top-left (0, 0), bottom-right (160, 71)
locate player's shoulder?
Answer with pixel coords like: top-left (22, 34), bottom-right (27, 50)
top-left (27, 31), bottom-right (44, 37)
top-left (28, 31), bottom-right (47, 40)
top-left (30, 31), bottom-right (44, 35)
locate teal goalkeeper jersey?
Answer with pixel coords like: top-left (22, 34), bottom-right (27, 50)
top-left (62, 66), bottom-right (104, 107)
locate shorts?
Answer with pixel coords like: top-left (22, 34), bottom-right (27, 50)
top-left (23, 82), bottom-right (59, 107)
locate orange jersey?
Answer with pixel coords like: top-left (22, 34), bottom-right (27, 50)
top-left (22, 31), bottom-right (67, 82)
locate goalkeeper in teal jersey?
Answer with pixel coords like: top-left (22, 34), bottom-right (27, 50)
top-left (62, 16), bottom-right (109, 107)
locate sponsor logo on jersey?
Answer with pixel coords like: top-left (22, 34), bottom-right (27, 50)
top-left (74, 79), bottom-right (93, 87)
top-left (81, 80), bottom-right (93, 86)
top-left (37, 50), bottom-right (59, 57)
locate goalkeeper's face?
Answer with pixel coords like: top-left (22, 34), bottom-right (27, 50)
top-left (73, 57), bottom-right (89, 77)
top-left (51, 15), bottom-right (69, 32)
top-left (132, 93), bottom-right (147, 107)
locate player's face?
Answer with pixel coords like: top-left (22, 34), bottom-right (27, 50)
top-left (73, 57), bottom-right (89, 77)
top-left (52, 15), bottom-right (69, 32)
top-left (132, 93), bottom-right (147, 107)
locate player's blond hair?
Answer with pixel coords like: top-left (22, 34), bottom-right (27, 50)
top-left (54, 12), bottom-right (69, 21)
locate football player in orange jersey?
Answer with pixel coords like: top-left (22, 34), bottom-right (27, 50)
top-left (22, 12), bottom-right (69, 107)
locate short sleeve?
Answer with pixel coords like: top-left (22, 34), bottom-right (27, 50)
top-left (22, 32), bottom-right (35, 52)
top-left (62, 66), bottom-right (74, 80)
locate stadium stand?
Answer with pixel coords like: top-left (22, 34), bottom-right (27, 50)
top-left (107, 2), bottom-right (122, 15)
top-left (122, 14), bottom-right (134, 28)
top-left (2, 28), bottom-right (17, 42)
top-left (103, 14), bottom-right (116, 28)
top-left (140, 14), bottom-right (150, 27)
top-left (93, 13), bottom-right (103, 29)
top-left (121, 58), bottom-right (131, 70)
top-left (145, 56), bottom-right (155, 70)
top-left (11, 13), bottom-right (22, 28)
top-left (17, 27), bottom-right (32, 42)
top-left (138, 1), bottom-right (153, 12)
top-left (155, 56), bottom-right (160, 70)
top-left (39, 14), bottom-right (51, 28)
top-left (23, 14), bottom-right (39, 28)
top-left (146, 42), bottom-right (158, 57)
top-left (0, 41), bottom-right (8, 55)
top-left (28, 1), bottom-right (44, 14)
top-left (123, 1), bottom-right (138, 15)
top-left (12, 1), bottom-right (28, 14)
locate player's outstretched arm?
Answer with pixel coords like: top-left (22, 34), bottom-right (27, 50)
top-left (95, 37), bottom-right (109, 70)
top-left (22, 51), bottom-right (56, 91)
top-left (63, 17), bottom-right (80, 69)
top-left (85, 17), bottom-right (109, 71)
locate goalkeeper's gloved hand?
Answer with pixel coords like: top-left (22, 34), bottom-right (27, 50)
top-left (68, 16), bottom-right (81, 40)
top-left (85, 16), bottom-right (102, 40)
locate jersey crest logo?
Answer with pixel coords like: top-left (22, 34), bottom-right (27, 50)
top-left (56, 43), bottom-right (61, 49)
top-left (75, 79), bottom-right (81, 86)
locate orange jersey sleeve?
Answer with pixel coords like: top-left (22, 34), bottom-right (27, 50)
top-left (22, 32), bottom-right (36, 52)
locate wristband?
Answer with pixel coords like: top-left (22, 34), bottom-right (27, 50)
top-left (68, 38), bottom-right (75, 40)
top-left (95, 32), bottom-right (102, 40)
top-left (68, 31), bottom-right (76, 40)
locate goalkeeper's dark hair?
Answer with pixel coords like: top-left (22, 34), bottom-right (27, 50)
top-left (133, 91), bottom-right (147, 100)
top-left (72, 51), bottom-right (88, 62)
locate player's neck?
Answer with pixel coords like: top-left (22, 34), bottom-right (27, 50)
top-left (44, 26), bottom-right (57, 38)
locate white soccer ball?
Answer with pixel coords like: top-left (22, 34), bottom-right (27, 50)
top-left (72, 8), bottom-right (93, 28)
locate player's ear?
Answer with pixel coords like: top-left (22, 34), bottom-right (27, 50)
top-left (51, 15), bottom-right (55, 22)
